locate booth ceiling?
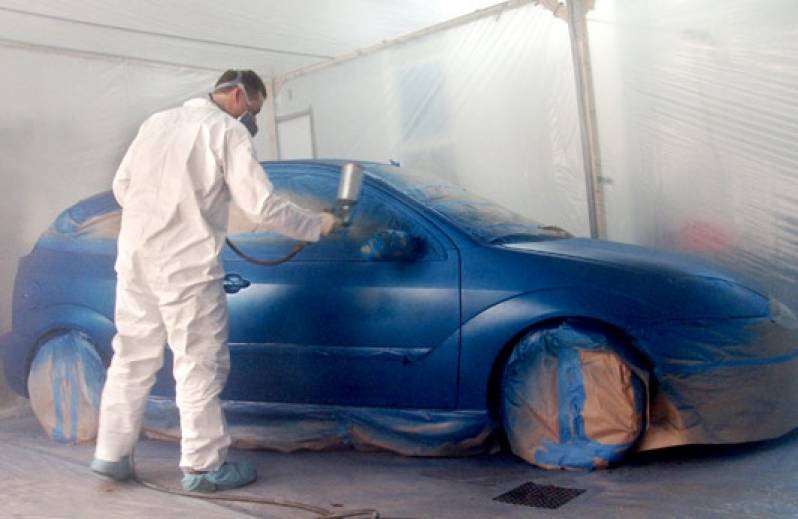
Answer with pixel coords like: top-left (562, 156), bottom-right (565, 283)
top-left (0, 0), bottom-right (507, 75)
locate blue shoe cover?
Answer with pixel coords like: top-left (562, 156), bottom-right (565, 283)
top-left (181, 461), bottom-right (257, 492)
top-left (91, 456), bottom-right (132, 481)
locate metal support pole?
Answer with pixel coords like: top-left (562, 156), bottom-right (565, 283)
top-left (263, 78), bottom-right (280, 160)
top-left (566, 0), bottom-right (606, 239)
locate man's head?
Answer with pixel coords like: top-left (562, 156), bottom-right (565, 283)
top-left (211, 69), bottom-right (267, 136)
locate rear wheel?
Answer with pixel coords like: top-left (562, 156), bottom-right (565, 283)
top-left (27, 330), bottom-right (106, 443)
top-left (500, 321), bottom-right (646, 470)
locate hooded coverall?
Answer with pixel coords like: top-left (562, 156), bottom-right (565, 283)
top-left (94, 97), bottom-right (322, 471)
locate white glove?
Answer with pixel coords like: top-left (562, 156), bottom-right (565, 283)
top-left (319, 212), bottom-right (343, 238)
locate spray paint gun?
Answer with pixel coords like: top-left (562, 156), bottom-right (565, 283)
top-left (226, 162), bottom-right (364, 266)
top-left (334, 162), bottom-right (363, 226)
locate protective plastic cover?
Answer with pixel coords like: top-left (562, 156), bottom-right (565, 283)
top-left (143, 398), bottom-right (494, 457)
top-left (501, 322), bottom-right (646, 470)
top-left (27, 330), bottom-right (106, 444)
top-left (25, 320), bottom-right (496, 458)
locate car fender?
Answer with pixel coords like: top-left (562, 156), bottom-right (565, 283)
top-left (457, 287), bottom-right (663, 409)
top-left (4, 304), bottom-right (115, 397)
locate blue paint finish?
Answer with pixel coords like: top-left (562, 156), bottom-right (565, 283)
top-left (213, 166), bottom-right (461, 408)
top-left (457, 287), bottom-right (661, 408)
top-left (3, 159), bottom-right (798, 463)
top-left (1, 331), bottom-right (27, 396)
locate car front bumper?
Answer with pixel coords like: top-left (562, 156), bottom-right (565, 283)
top-left (635, 306), bottom-right (798, 450)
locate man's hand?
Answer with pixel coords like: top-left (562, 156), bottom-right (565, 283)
top-left (319, 212), bottom-right (343, 237)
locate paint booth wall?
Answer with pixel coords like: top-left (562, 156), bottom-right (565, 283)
top-left (0, 45), bottom-right (218, 407)
top-left (588, 0), bottom-right (798, 310)
top-left (0, 47), bottom-right (220, 404)
top-left (274, 2), bottom-right (590, 237)
top-left (0, 49), bottom-right (220, 334)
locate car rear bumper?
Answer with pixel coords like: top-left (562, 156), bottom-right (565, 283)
top-left (2, 331), bottom-right (30, 398)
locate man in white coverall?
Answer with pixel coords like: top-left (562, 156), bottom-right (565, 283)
top-left (90, 69), bottom-right (340, 492)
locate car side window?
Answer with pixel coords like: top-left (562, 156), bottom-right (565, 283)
top-left (226, 173), bottom-right (334, 235)
top-left (227, 169), bottom-right (439, 261)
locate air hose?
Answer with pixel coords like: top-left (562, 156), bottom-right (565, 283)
top-left (225, 161), bottom-right (362, 267)
top-left (225, 237), bottom-right (309, 266)
top-left (130, 450), bottom-right (380, 519)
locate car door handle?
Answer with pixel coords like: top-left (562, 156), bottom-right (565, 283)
top-left (224, 273), bottom-right (251, 294)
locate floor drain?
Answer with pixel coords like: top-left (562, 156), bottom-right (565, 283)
top-left (493, 482), bottom-right (586, 509)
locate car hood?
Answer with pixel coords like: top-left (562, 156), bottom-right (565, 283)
top-left (501, 238), bottom-right (734, 280)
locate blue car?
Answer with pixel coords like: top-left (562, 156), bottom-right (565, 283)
top-left (3, 160), bottom-right (798, 470)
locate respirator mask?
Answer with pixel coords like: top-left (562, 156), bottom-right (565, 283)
top-left (238, 109), bottom-right (258, 137)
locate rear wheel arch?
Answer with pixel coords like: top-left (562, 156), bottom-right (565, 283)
top-left (24, 324), bottom-right (110, 391)
top-left (19, 305), bottom-right (116, 388)
top-left (25, 327), bottom-right (109, 443)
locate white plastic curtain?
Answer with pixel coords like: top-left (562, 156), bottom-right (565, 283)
top-left (276, 0), bottom-right (798, 313)
top-left (588, 0), bottom-right (798, 310)
top-left (0, 47), bottom-right (218, 334)
top-left (274, 1), bottom-right (590, 237)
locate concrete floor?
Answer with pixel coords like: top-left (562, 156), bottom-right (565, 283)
top-left (1, 403), bottom-right (797, 519)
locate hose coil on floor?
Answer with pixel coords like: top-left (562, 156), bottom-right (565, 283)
top-left (131, 449), bottom-right (380, 519)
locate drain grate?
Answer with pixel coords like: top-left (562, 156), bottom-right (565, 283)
top-left (493, 482), bottom-right (586, 509)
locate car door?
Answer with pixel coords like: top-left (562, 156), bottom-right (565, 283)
top-left (220, 164), bottom-right (461, 409)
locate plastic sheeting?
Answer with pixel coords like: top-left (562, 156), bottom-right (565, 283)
top-left (635, 311), bottom-right (798, 451)
top-left (0, 49), bottom-right (218, 340)
top-left (501, 322), bottom-right (646, 470)
top-left (274, 1), bottom-right (589, 237)
top-left (143, 397), bottom-right (494, 458)
top-left (0, 1), bottom-right (506, 74)
top-left (587, 0), bottom-right (798, 313)
top-left (2, 407), bottom-right (798, 518)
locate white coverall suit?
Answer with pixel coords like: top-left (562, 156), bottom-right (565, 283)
top-left (95, 97), bottom-right (322, 472)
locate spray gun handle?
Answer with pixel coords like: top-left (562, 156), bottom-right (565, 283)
top-left (322, 208), bottom-right (347, 233)
top-left (335, 204), bottom-right (354, 226)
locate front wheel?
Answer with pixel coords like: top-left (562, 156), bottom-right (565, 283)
top-left (27, 330), bottom-right (106, 443)
top-left (500, 321), bottom-right (647, 470)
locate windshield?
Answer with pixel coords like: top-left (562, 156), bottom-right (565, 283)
top-left (370, 165), bottom-right (571, 244)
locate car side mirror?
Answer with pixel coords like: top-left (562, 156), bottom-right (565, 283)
top-left (360, 230), bottom-right (423, 261)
